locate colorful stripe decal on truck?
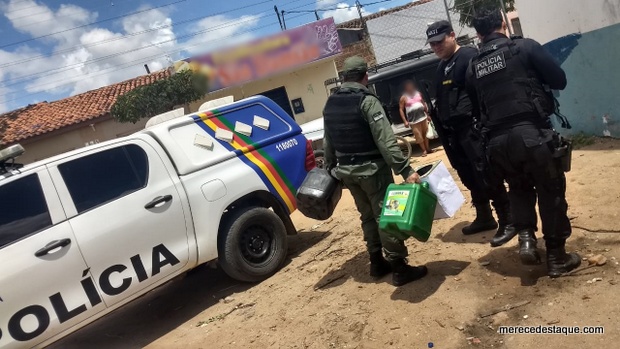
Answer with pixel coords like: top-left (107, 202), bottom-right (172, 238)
top-left (193, 112), bottom-right (297, 213)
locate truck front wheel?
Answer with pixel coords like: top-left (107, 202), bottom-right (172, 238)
top-left (218, 207), bottom-right (288, 282)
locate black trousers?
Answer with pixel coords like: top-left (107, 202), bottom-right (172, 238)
top-left (443, 125), bottom-right (509, 207)
top-left (486, 125), bottom-right (571, 247)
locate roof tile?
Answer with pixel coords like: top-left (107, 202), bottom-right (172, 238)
top-left (0, 69), bottom-right (170, 146)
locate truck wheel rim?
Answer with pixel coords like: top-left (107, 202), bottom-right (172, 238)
top-left (240, 226), bottom-right (273, 265)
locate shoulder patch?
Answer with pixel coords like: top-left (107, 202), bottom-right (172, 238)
top-left (372, 111), bottom-right (385, 122)
top-left (475, 51), bottom-right (507, 79)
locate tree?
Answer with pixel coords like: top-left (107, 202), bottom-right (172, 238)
top-left (452, 0), bottom-right (515, 27)
top-left (111, 69), bottom-right (209, 124)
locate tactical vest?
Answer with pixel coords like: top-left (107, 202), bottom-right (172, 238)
top-left (323, 88), bottom-right (379, 155)
top-left (471, 38), bottom-right (555, 127)
top-left (437, 51), bottom-right (473, 127)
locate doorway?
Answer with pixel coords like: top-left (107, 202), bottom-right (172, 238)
top-left (256, 86), bottom-right (295, 119)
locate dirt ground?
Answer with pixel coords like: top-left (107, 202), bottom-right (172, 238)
top-left (52, 138), bottom-right (620, 349)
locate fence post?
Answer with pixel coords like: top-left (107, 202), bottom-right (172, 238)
top-left (443, 0), bottom-right (452, 24)
top-left (498, 0), bottom-right (513, 36)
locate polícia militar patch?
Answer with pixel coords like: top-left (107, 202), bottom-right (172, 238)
top-left (475, 51), bottom-right (506, 79)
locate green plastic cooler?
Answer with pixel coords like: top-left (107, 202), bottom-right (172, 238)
top-left (378, 182), bottom-right (438, 242)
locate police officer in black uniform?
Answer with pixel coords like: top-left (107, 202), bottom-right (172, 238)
top-left (467, 8), bottom-right (580, 277)
top-left (425, 20), bottom-right (516, 246)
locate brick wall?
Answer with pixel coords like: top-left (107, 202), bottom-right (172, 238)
top-left (334, 33), bottom-right (377, 73)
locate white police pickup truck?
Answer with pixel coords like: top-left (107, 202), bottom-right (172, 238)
top-left (0, 96), bottom-right (314, 349)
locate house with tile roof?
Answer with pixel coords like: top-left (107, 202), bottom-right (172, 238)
top-left (0, 0), bottom-right (423, 164)
top-left (0, 2), bottom-right (520, 164)
top-left (0, 18), bottom-right (344, 165)
top-left (0, 70), bottom-right (170, 164)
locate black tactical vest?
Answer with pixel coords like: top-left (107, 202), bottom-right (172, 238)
top-left (437, 50), bottom-right (473, 127)
top-left (323, 88), bottom-right (379, 155)
top-left (471, 38), bottom-right (555, 127)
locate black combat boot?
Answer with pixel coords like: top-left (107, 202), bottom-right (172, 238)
top-left (369, 251), bottom-right (391, 278)
top-left (462, 202), bottom-right (498, 235)
top-left (390, 259), bottom-right (428, 286)
top-left (518, 229), bottom-right (541, 265)
top-left (490, 201), bottom-right (517, 247)
top-left (546, 243), bottom-right (581, 278)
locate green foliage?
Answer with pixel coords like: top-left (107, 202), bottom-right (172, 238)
top-left (195, 314), bottom-right (226, 327)
top-left (568, 132), bottom-right (596, 149)
top-left (452, 0), bottom-right (516, 27)
top-left (111, 69), bottom-right (209, 124)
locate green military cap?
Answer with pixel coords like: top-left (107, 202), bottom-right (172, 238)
top-left (342, 56), bottom-right (368, 73)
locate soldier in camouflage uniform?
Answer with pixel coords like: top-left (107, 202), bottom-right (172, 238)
top-left (323, 56), bottom-right (428, 287)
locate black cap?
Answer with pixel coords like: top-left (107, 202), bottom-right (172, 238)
top-left (426, 20), bottom-right (453, 44)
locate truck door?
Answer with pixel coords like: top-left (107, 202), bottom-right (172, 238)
top-left (0, 169), bottom-right (104, 349)
top-left (48, 140), bottom-right (190, 307)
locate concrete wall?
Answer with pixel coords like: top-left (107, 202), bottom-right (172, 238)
top-left (516, 0), bottom-right (620, 137)
top-left (189, 59), bottom-right (339, 125)
top-left (19, 117), bottom-right (149, 164)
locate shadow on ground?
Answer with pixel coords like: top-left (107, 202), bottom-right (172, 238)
top-left (437, 221), bottom-right (496, 245)
top-left (49, 231), bottom-right (330, 349)
top-left (391, 259), bottom-right (471, 303)
top-left (312, 251), bottom-right (384, 291)
top-left (313, 251), bottom-right (471, 304)
top-left (477, 246), bottom-right (548, 287)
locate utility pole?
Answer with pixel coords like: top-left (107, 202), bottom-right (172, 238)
top-left (281, 10), bottom-right (287, 30)
top-left (144, 64), bottom-right (150, 74)
top-left (274, 6), bottom-right (283, 31)
top-left (498, 0), bottom-right (513, 36)
top-left (442, 0), bottom-right (452, 25)
top-left (355, 1), bottom-right (366, 30)
top-left (315, 10), bottom-right (320, 21)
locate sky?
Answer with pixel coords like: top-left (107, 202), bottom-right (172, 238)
top-left (0, 0), bottom-right (415, 113)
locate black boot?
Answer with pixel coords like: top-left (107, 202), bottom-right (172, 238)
top-left (369, 251), bottom-right (391, 278)
top-left (518, 229), bottom-right (541, 265)
top-left (462, 203), bottom-right (498, 235)
top-left (547, 245), bottom-right (581, 278)
top-left (391, 259), bottom-right (428, 286)
top-left (490, 201), bottom-right (517, 247)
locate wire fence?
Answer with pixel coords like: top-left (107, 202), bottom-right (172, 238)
top-left (361, 0), bottom-right (478, 64)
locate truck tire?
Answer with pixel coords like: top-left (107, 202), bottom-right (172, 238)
top-left (395, 136), bottom-right (412, 159)
top-left (218, 207), bottom-right (288, 282)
